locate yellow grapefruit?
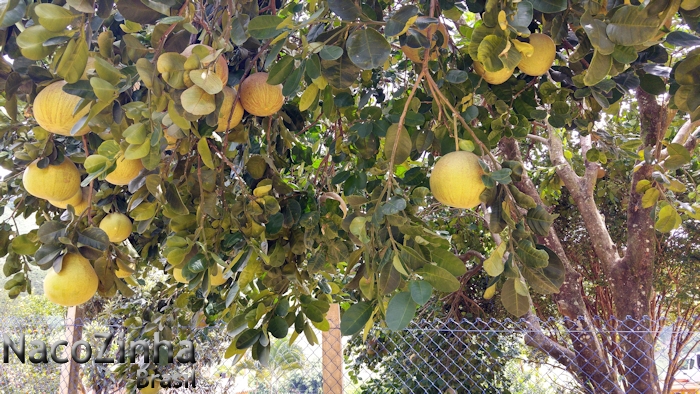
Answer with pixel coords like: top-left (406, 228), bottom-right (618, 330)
top-left (43, 253), bottom-right (99, 307)
top-left (429, 151), bottom-right (486, 209)
top-left (216, 86), bottom-right (245, 132)
top-left (99, 213), bottom-right (133, 243)
top-left (23, 158), bottom-right (81, 201)
top-left (517, 33), bottom-right (556, 77)
top-left (402, 23), bottom-right (449, 63)
top-left (48, 187), bottom-right (84, 209)
top-left (105, 156), bottom-right (144, 186)
top-left (70, 188), bottom-right (91, 215)
top-left (210, 265), bottom-right (226, 286)
top-left (181, 44), bottom-right (228, 87)
top-left (239, 72), bottom-right (284, 117)
top-left (473, 61), bottom-right (514, 85)
top-left (33, 81), bottom-right (91, 136)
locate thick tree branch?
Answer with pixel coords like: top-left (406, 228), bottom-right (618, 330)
top-left (659, 118), bottom-right (700, 159)
top-left (523, 312), bottom-right (578, 368)
top-left (580, 135), bottom-right (599, 194)
top-left (548, 130), bottom-right (620, 271)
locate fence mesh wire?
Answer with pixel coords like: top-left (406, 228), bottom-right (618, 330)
top-left (0, 315), bottom-right (698, 393)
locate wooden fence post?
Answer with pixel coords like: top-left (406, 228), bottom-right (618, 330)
top-left (323, 303), bottom-right (343, 394)
top-left (59, 306), bottom-right (85, 394)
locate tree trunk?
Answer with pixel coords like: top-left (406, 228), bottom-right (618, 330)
top-left (607, 88), bottom-right (667, 394)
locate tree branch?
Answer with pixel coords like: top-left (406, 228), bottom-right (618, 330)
top-left (548, 129), bottom-right (620, 270)
top-left (523, 312), bottom-right (577, 370)
top-left (580, 134), bottom-right (599, 195)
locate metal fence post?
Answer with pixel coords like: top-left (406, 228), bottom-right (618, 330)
top-left (323, 303), bottom-right (343, 394)
top-left (59, 306), bottom-right (85, 394)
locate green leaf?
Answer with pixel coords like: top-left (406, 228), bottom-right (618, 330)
top-left (328, 0), bottom-right (363, 21)
top-left (665, 143), bottom-right (691, 170)
top-left (299, 84), bottom-right (319, 112)
top-left (68, 0), bottom-right (97, 13)
top-left (35, 245), bottom-right (62, 269)
top-left (655, 205), bottom-right (681, 233)
top-left (384, 123), bottom-right (412, 164)
top-left (516, 240), bottom-right (549, 269)
top-left (181, 85), bottom-right (216, 115)
top-left (483, 242), bottom-right (507, 276)
top-left (611, 45), bottom-right (638, 64)
top-left (409, 280), bottom-right (432, 305)
top-left (321, 54), bottom-right (361, 89)
top-left (346, 28), bottom-right (391, 70)
top-left (90, 77), bottom-right (118, 102)
top-left (236, 329), bottom-right (261, 349)
top-left (526, 205), bottom-right (558, 236)
top-left (528, 0), bottom-right (567, 13)
top-left (37, 221), bottom-right (68, 244)
top-left (445, 70), bottom-right (469, 84)
top-left (319, 45), bottom-right (344, 61)
top-left (385, 6), bottom-right (419, 37)
top-left (581, 13), bottom-right (615, 55)
top-left (282, 62), bottom-right (305, 96)
top-left (490, 168), bottom-right (513, 184)
top-left (521, 265), bottom-right (560, 295)
top-left (606, 5), bottom-right (661, 46)
top-left (198, 138), bottom-right (215, 169)
top-left (76, 228), bottom-right (110, 252)
top-left (267, 57), bottom-right (295, 85)
top-left (35, 4), bottom-right (77, 32)
top-left (640, 74), bottom-right (666, 95)
top-left (538, 245), bottom-right (565, 288)
top-left (381, 197), bottom-right (407, 215)
top-left (16, 25), bottom-right (67, 60)
top-left (340, 301), bottom-right (373, 335)
top-left (642, 187), bottom-right (660, 208)
top-left (84, 154), bottom-right (109, 174)
top-left (417, 264), bottom-right (461, 293)
top-left (584, 51), bottom-right (613, 87)
top-left (666, 31), bottom-right (700, 47)
top-left (124, 122), bottom-right (148, 144)
top-left (11, 235), bottom-right (40, 256)
top-left (501, 278), bottom-right (530, 317)
top-left (430, 248), bottom-right (467, 277)
top-left (189, 68), bottom-right (224, 95)
top-left (385, 292), bottom-right (417, 331)
top-left (124, 141), bottom-right (150, 160)
top-left (0, 0), bottom-right (26, 29)
top-left (477, 35), bottom-right (507, 72)
top-left (248, 15), bottom-right (286, 39)
top-left (306, 54), bottom-right (322, 79)
top-left (268, 316), bottom-right (289, 339)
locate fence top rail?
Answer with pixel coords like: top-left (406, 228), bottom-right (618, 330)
top-left (1, 314), bottom-right (698, 333)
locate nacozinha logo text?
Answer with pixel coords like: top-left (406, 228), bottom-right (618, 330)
top-left (2, 332), bottom-right (194, 364)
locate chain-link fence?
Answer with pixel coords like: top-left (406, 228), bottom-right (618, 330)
top-left (0, 314), bottom-right (698, 393)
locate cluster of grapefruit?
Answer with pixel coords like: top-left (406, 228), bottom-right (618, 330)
top-left (25, 44), bottom-right (286, 307)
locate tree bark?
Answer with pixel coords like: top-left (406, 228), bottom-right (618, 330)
top-left (607, 88), bottom-right (667, 394)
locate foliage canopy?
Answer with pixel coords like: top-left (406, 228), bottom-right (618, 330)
top-left (1, 0), bottom-right (699, 376)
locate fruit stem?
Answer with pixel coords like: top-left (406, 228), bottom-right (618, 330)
top-left (453, 111), bottom-right (459, 152)
top-left (81, 134), bottom-right (94, 225)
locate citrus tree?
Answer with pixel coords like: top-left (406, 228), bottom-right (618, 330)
top-left (1, 0), bottom-right (699, 392)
